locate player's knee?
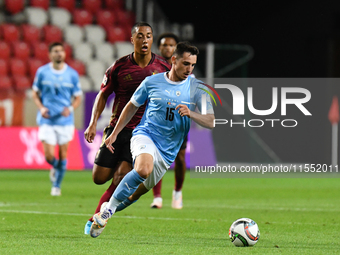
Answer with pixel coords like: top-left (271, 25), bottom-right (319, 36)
top-left (92, 175), bottom-right (107, 185)
top-left (135, 166), bottom-right (152, 179)
top-left (45, 155), bottom-right (54, 163)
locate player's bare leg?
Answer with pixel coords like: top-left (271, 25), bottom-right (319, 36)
top-left (50, 142), bottom-right (69, 196)
top-left (172, 148), bottom-right (186, 209)
top-left (42, 142), bottom-right (59, 194)
top-left (90, 154), bottom-right (152, 237)
top-left (85, 161), bottom-right (132, 234)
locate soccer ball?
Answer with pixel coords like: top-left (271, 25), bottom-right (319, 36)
top-left (229, 218), bottom-right (260, 247)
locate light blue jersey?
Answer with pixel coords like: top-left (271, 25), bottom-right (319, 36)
top-left (131, 72), bottom-right (214, 166)
top-left (32, 63), bottom-right (82, 126)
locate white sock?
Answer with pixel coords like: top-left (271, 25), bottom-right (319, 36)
top-left (153, 197), bottom-right (162, 203)
top-left (173, 190), bottom-right (182, 200)
top-left (106, 197), bottom-right (121, 214)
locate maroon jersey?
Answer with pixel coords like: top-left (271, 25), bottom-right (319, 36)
top-left (101, 53), bottom-right (171, 130)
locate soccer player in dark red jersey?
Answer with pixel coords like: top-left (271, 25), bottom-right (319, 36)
top-left (150, 33), bottom-right (187, 209)
top-left (83, 22), bottom-right (171, 234)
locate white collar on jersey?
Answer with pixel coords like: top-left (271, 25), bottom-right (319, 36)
top-left (49, 63), bottom-right (68, 74)
top-left (164, 72), bottom-right (188, 85)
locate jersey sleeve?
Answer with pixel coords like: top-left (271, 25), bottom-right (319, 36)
top-left (130, 78), bottom-right (148, 107)
top-left (32, 67), bottom-right (43, 92)
top-left (100, 63), bottom-right (116, 96)
top-left (72, 70), bottom-right (82, 96)
top-left (194, 81), bottom-right (214, 114)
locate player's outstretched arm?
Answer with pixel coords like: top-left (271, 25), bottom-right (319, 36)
top-left (176, 104), bottom-right (215, 129)
top-left (105, 101), bottom-right (139, 153)
top-left (84, 91), bottom-right (109, 143)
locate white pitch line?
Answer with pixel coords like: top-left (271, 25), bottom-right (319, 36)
top-left (0, 209), bottom-right (337, 226)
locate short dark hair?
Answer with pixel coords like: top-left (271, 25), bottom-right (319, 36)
top-left (173, 41), bottom-right (199, 58)
top-left (157, 33), bottom-right (179, 47)
top-left (49, 42), bottom-right (64, 52)
top-left (131, 22), bottom-right (153, 36)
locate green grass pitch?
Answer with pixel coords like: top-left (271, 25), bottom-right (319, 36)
top-left (0, 170), bottom-right (339, 254)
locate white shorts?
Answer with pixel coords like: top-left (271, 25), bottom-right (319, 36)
top-left (130, 135), bottom-right (170, 190)
top-left (38, 124), bottom-right (75, 146)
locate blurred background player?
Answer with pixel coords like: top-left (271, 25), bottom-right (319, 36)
top-left (150, 33), bottom-right (188, 209)
top-left (83, 22), bottom-right (171, 234)
top-left (89, 42), bottom-right (215, 238)
top-left (32, 42), bottom-right (82, 196)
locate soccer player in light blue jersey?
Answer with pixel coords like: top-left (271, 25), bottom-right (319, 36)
top-left (89, 42), bottom-right (215, 238)
top-left (32, 42), bottom-right (82, 196)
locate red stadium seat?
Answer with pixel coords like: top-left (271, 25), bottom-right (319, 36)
top-left (0, 76), bottom-right (12, 90)
top-left (30, 0), bottom-right (49, 10)
top-left (32, 41), bottom-right (50, 63)
top-left (56, 0), bottom-right (76, 12)
top-left (63, 42), bottom-right (73, 61)
top-left (0, 41), bottom-right (11, 60)
top-left (12, 41), bottom-right (31, 60)
top-left (96, 10), bottom-right (117, 31)
top-left (104, 0), bottom-right (124, 10)
top-left (106, 26), bottom-right (128, 43)
top-left (13, 75), bottom-right (32, 91)
top-left (9, 59), bottom-right (27, 76)
top-left (5, 0), bottom-right (25, 14)
top-left (0, 24), bottom-right (20, 42)
top-left (42, 25), bottom-right (63, 44)
top-left (0, 59), bottom-right (9, 76)
top-left (67, 59), bottom-right (86, 75)
top-left (27, 58), bottom-right (44, 78)
top-left (73, 9), bottom-right (93, 27)
top-left (115, 9), bottom-right (135, 27)
top-left (83, 0), bottom-right (102, 14)
top-left (21, 24), bottom-right (41, 44)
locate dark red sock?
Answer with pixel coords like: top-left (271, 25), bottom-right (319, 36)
top-left (153, 178), bottom-right (162, 198)
top-left (88, 182), bottom-right (117, 221)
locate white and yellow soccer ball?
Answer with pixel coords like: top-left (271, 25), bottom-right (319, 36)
top-left (229, 218), bottom-right (260, 247)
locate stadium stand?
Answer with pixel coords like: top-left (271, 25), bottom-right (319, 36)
top-left (5, 0), bottom-right (25, 14)
top-left (31, 41), bottom-right (49, 63)
top-left (27, 58), bottom-right (43, 79)
top-left (106, 25), bottom-right (128, 43)
top-left (0, 0), bottom-right (136, 91)
top-left (96, 10), bottom-right (116, 31)
top-left (73, 9), bottom-right (93, 27)
top-left (30, 0), bottom-right (49, 10)
top-left (56, 0), bottom-right (76, 13)
top-left (0, 76), bottom-right (12, 90)
top-left (84, 25), bottom-right (106, 46)
top-left (0, 41), bottom-right (11, 60)
top-left (64, 25), bottom-right (85, 47)
top-left (83, 0), bottom-right (102, 14)
top-left (42, 25), bottom-right (63, 44)
top-left (67, 59), bottom-right (86, 76)
top-left (49, 7), bottom-right (72, 30)
top-left (12, 41), bottom-right (31, 60)
top-left (25, 7), bottom-right (49, 28)
top-left (21, 24), bottom-right (41, 43)
top-left (0, 59), bottom-right (9, 76)
top-left (1, 24), bottom-right (20, 42)
top-left (94, 42), bottom-right (116, 66)
top-left (13, 75), bottom-right (31, 91)
top-left (9, 58), bottom-right (27, 76)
